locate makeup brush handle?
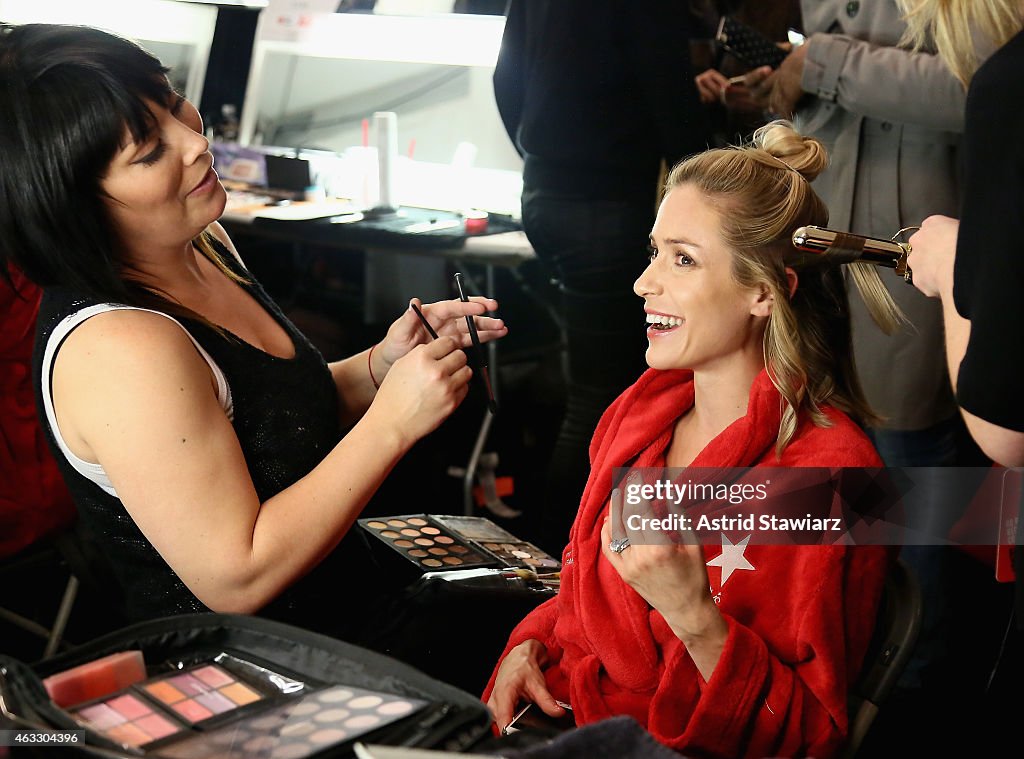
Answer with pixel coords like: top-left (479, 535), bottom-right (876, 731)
top-left (410, 303), bottom-right (439, 340)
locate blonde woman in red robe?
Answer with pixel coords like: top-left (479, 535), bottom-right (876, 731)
top-left (486, 121), bottom-right (902, 758)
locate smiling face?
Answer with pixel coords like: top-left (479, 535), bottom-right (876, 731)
top-left (634, 183), bottom-right (773, 374)
top-left (100, 94), bottom-right (226, 258)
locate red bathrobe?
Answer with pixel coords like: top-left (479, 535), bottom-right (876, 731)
top-left (485, 368), bottom-right (891, 758)
top-left (1, 269), bottom-right (75, 559)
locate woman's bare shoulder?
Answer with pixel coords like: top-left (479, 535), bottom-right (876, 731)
top-left (50, 308), bottom-right (221, 461)
top-left (52, 308), bottom-right (215, 416)
top-left (56, 307), bottom-right (202, 364)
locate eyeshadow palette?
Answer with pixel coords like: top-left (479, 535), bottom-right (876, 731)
top-left (140, 664), bottom-right (266, 726)
top-left (71, 690), bottom-right (186, 748)
top-left (430, 515), bottom-right (520, 542)
top-left (69, 662), bottom-right (272, 749)
top-left (157, 685), bottom-right (428, 759)
top-left (477, 540), bottom-right (560, 571)
top-left (359, 515), bottom-right (499, 572)
top-left (359, 514), bottom-right (561, 574)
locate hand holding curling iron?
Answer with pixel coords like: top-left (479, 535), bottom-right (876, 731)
top-left (904, 215), bottom-right (960, 299)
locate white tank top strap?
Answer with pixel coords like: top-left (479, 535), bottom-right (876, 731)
top-left (41, 303), bottom-right (234, 497)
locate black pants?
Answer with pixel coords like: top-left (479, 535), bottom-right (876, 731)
top-left (521, 188), bottom-right (653, 552)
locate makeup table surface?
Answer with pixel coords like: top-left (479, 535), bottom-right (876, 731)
top-left (220, 203), bottom-right (534, 267)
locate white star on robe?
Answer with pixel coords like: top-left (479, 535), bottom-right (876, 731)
top-left (706, 533), bottom-right (755, 586)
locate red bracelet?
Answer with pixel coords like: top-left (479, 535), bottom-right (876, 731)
top-left (368, 343), bottom-right (382, 389)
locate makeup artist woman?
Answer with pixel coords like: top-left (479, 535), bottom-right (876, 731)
top-left (0, 25), bottom-right (506, 630)
top-left (485, 122), bottom-right (898, 758)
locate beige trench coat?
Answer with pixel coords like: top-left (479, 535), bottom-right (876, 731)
top-left (796, 0), bottom-right (966, 431)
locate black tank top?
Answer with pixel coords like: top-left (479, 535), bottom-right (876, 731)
top-left (32, 249), bottom-right (343, 622)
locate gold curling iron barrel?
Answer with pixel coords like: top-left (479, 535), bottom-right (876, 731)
top-left (791, 225), bottom-right (913, 283)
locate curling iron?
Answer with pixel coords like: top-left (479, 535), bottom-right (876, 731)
top-left (791, 225), bottom-right (915, 283)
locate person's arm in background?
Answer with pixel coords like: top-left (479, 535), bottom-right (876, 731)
top-left (749, 31), bottom-right (966, 130)
top-left (904, 39), bottom-right (1024, 467)
top-left (908, 216), bottom-right (1024, 466)
top-left (689, 0), bottom-right (732, 106)
top-left (492, 0), bottom-right (525, 156)
top-left (623, 0), bottom-right (712, 166)
top-left (695, 67), bottom-right (734, 105)
top-left (697, 1), bottom-right (802, 116)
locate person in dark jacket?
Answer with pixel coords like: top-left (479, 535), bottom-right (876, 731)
top-left (493, 0), bottom-right (711, 551)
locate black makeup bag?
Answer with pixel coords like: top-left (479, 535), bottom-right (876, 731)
top-left (0, 613), bottom-right (494, 758)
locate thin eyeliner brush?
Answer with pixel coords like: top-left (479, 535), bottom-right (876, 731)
top-left (409, 302), bottom-right (439, 340)
top-left (453, 272), bottom-right (498, 415)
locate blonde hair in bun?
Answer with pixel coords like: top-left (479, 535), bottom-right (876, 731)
top-left (755, 122), bottom-right (902, 338)
top-left (753, 120), bottom-right (830, 182)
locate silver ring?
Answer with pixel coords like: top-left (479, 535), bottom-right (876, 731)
top-left (609, 537), bottom-right (631, 554)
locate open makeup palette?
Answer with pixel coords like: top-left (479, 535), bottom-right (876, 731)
top-left (57, 653), bottom-right (431, 758)
top-left (357, 514), bottom-right (560, 575)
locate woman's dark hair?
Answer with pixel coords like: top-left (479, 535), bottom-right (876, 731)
top-left (0, 24), bottom-right (240, 315)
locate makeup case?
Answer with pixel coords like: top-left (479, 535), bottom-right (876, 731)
top-left (0, 612), bottom-right (493, 758)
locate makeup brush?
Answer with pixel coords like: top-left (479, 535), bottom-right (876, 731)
top-left (453, 272), bottom-right (498, 415)
top-left (409, 302), bottom-right (439, 340)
